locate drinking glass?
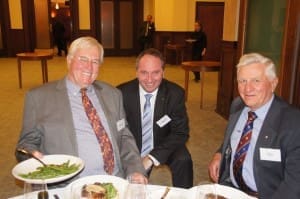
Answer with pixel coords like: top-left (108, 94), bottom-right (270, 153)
top-left (23, 181), bottom-right (48, 199)
top-left (125, 177), bottom-right (147, 199)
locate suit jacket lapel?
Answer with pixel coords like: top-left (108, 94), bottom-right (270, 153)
top-left (253, 96), bottom-right (283, 159)
top-left (93, 83), bottom-right (116, 136)
top-left (223, 109), bottom-right (243, 150)
top-left (131, 81), bottom-right (142, 147)
top-left (55, 78), bottom-right (78, 154)
top-left (153, 80), bottom-right (167, 138)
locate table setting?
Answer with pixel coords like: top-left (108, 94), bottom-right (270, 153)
top-left (9, 154), bottom-right (257, 199)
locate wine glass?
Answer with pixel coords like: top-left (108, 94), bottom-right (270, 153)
top-left (23, 181), bottom-right (49, 199)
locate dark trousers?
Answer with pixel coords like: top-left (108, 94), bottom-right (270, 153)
top-left (193, 71), bottom-right (200, 80)
top-left (148, 146), bottom-right (193, 188)
top-left (55, 38), bottom-right (68, 56)
top-left (139, 36), bottom-right (153, 53)
top-left (192, 54), bottom-right (202, 80)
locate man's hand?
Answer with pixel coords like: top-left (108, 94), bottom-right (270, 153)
top-left (208, 152), bottom-right (221, 182)
top-left (128, 172), bottom-right (148, 184)
top-left (32, 150), bottom-right (43, 159)
top-left (142, 155), bottom-right (153, 171)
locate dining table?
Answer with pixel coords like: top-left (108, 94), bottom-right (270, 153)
top-left (8, 180), bottom-right (258, 199)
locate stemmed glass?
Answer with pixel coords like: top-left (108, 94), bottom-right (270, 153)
top-left (23, 180), bottom-right (49, 199)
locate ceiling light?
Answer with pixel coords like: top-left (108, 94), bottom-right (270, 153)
top-left (55, 2), bottom-right (59, 9)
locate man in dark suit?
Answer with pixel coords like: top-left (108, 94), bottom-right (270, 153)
top-left (138, 15), bottom-right (156, 53)
top-left (208, 53), bottom-right (300, 198)
top-left (117, 48), bottom-right (193, 188)
top-left (15, 36), bottom-right (147, 184)
top-left (52, 18), bottom-right (68, 56)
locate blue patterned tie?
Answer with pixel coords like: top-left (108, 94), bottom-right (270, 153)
top-left (233, 111), bottom-right (257, 192)
top-left (141, 94), bottom-right (153, 157)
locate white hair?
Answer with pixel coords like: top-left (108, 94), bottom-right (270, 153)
top-left (236, 53), bottom-right (277, 80)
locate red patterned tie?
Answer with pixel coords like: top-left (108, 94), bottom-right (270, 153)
top-left (81, 88), bottom-right (114, 174)
top-left (233, 111), bottom-right (257, 192)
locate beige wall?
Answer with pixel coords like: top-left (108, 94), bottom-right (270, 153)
top-left (144, 0), bottom-right (154, 19)
top-left (8, 0), bottom-right (23, 29)
top-left (223, 0), bottom-right (239, 41)
top-left (152, 0), bottom-right (239, 40)
top-left (78, 0), bottom-right (90, 30)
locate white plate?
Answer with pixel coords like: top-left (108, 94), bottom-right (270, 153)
top-left (190, 184), bottom-right (253, 199)
top-left (12, 154), bottom-right (84, 184)
top-left (64, 175), bottom-right (128, 198)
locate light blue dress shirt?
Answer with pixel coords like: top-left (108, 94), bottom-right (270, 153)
top-left (66, 79), bottom-right (119, 176)
top-left (139, 85), bottom-right (160, 165)
top-left (230, 95), bottom-right (274, 191)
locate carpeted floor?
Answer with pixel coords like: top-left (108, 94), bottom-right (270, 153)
top-left (0, 55), bottom-right (227, 198)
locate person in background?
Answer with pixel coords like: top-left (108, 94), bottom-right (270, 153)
top-left (52, 18), bottom-right (68, 56)
top-left (15, 36), bottom-right (147, 185)
top-left (117, 48), bottom-right (193, 188)
top-left (138, 14), bottom-right (156, 53)
top-left (190, 21), bottom-right (207, 82)
top-left (208, 53), bottom-right (300, 199)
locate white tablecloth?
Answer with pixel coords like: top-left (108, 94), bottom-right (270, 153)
top-left (8, 185), bottom-right (184, 199)
top-left (8, 184), bottom-right (257, 199)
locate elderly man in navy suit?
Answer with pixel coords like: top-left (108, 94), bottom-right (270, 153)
top-left (208, 53), bottom-right (300, 199)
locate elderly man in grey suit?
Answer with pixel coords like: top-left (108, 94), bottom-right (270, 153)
top-left (208, 53), bottom-right (300, 199)
top-left (15, 36), bottom-right (147, 184)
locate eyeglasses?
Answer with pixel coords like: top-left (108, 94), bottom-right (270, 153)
top-left (77, 56), bottom-right (100, 67)
top-left (237, 78), bottom-right (265, 86)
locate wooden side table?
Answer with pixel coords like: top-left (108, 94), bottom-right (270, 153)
top-left (16, 52), bottom-right (53, 88)
top-left (164, 44), bottom-right (186, 65)
top-left (181, 61), bottom-right (221, 108)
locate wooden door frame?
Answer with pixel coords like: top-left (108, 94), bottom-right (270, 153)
top-left (0, 0), bottom-right (8, 56)
top-left (93, 0), bottom-right (143, 56)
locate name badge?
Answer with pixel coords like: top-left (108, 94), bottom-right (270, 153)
top-left (260, 148), bottom-right (281, 162)
top-left (116, 119), bottom-right (125, 131)
top-left (156, 115), bottom-right (171, 127)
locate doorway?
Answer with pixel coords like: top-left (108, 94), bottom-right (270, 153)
top-left (196, 2), bottom-right (224, 61)
top-left (50, 0), bottom-right (71, 55)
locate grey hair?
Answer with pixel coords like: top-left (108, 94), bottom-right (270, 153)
top-left (236, 53), bottom-right (277, 80)
top-left (67, 36), bottom-right (104, 64)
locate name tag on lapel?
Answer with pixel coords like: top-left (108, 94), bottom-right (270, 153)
top-left (156, 115), bottom-right (171, 127)
top-left (260, 148), bottom-right (281, 162)
top-left (116, 118), bottom-right (125, 131)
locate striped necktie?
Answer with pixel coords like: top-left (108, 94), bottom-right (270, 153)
top-left (141, 94), bottom-right (153, 157)
top-left (233, 111), bottom-right (257, 192)
top-left (81, 88), bottom-right (115, 174)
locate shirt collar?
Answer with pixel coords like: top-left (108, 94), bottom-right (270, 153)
top-left (66, 78), bottom-right (94, 96)
top-left (244, 94), bottom-right (275, 120)
top-left (139, 84), bottom-right (158, 97)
